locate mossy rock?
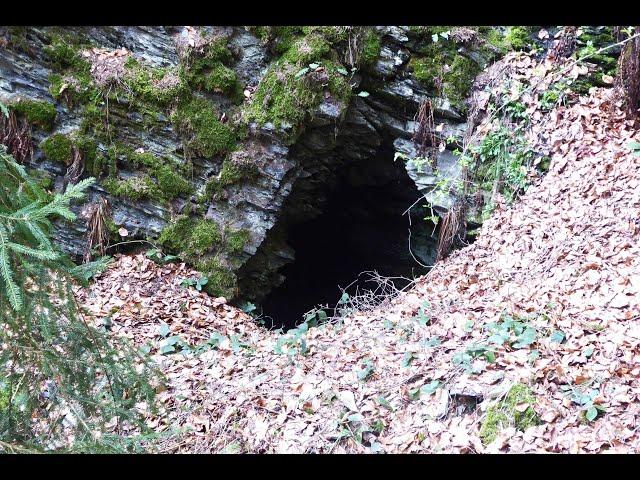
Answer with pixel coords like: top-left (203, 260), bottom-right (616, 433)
top-left (180, 37), bottom-right (241, 101)
top-left (171, 97), bottom-right (237, 157)
top-left (223, 228), bottom-right (249, 255)
top-left (40, 133), bottom-right (73, 164)
top-left (155, 165), bottom-right (192, 199)
top-left (409, 44), bottom-right (481, 112)
top-left (10, 100), bottom-right (57, 131)
top-left (103, 175), bottom-right (158, 201)
top-left (249, 26), bottom-right (304, 55)
top-left (479, 383), bottom-right (540, 445)
top-left (121, 59), bottom-right (188, 108)
top-left (158, 216), bottom-right (222, 258)
top-left (505, 26), bottom-right (534, 51)
top-left (194, 257), bottom-right (238, 298)
top-left (284, 34), bottom-right (332, 65)
top-left (361, 29), bottom-right (382, 68)
top-left (205, 159), bottom-right (258, 196)
top-left (243, 58), bottom-right (351, 140)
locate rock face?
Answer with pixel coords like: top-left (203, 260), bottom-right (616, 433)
top-left (0, 26), bottom-right (495, 303)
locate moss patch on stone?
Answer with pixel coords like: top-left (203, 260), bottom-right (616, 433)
top-left (479, 383), bottom-right (540, 445)
top-left (40, 133), bottom-right (73, 164)
top-left (121, 58), bottom-right (188, 108)
top-left (180, 37), bottom-right (241, 101)
top-left (158, 216), bottom-right (222, 257)
top-left (408, 31), bottom-right (489, 113)
top-left (10, 99), bottom-right (57, 131)
top-left (205, 158), bottom-right (258, 197)
top-left (157, 215), bottom-right (248, 298)
top-left (194, 257), bottom-right (238, 298)
top-left (100, 145), bottom-right (192, 202)
top-left (171, 97), bottom-right (237, 157)
top-left (283, 33), bottom-right (332, 65)
top-left (224, 227), bottom-right (249, 255)
top-left (243, 58), bottom-right (351, 140)
top-left (249, 26), bottom-right (304, 55)
top-left (103, 175), bottom-right (158, 201)
top-left (504, 27), bottom-right (534, 51)
top-left (361, 29), bottom-right (382, 68)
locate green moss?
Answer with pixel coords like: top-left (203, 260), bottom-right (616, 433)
top-left (103, 175), bottom-right (158, 201)
top-left (155, 165), bottom-right (192, 199)
top-left (243, 58), bottom-right (351, 140)
top-left (409, 55), bottom-right (442, 92)
top-left (301, 26), bottom-right (349, 45)
top-left (158, 216), bottom-right (222, 258)
top-left (171, 97), bottom-right (237, 157)
top-left (122, 61), bottom-right (188, 108)
top-left (10, 100), bottom-right (57, 131)
top-left (249, 26), bottom-right (304, 55)
top-left (201, 37), bottom-right (235, 65)
top-left (40, 133), bottom-right (73, 164)
top-left (443, 55), bottom-right (481, 111)
top-left (479, 383), bottom-right (540, 445)
top-left (224, 228), bottom-right (249, 254)
top-left (205, 159), bottom-right (258, 198)
top-left (0, 379), bottom-right (9, 412)
top-left (283, 34), bottom-right (332, 65)
top-left (194, 257), bottom-right (238, 298)
top-left (409, 36), bottom-right (482, 113)
top-left (43, 35), bottom-right (85, 71)
top-left (202, 64), bottom-right (239, 96)
top-left (179, 37), bottom-right (241, 101)
top-left (127, 150), bottom-right (162, 170)
top-left (361, 29), bottom-right (382, 67)
top-left (505, 27), bottom-right (534, 51)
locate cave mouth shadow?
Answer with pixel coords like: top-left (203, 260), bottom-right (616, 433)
top-left (258, 144), bottom-right (437, 331)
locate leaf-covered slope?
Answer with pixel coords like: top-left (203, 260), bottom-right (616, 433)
top-left (76, 48), bottom-right (640, 453)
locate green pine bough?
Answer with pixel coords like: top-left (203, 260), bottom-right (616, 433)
top-left (0, 102), bottom-right (158, 452)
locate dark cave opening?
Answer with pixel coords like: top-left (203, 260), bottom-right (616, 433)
top-left (258, 144), bottom-right (437, 330)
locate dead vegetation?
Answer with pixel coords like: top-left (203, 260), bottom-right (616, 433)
top-left (0, 109), bottom-right (33, 163)
top-left (412, 99), bottom-right (438, 168)
top-left (84, 196), bottom-right (110, 263)
top-left (435, 202), bottom-right (465, 262)
top-left (63, 145), bottom-right (84, 189)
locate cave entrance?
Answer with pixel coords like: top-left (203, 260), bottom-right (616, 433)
top-left (258, 143), bottom-right (437, 330)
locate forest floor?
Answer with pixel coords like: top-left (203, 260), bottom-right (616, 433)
top-left (77, 50), bottom-right (640, 453)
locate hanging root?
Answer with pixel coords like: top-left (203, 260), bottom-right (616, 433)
top-left (412, 99), bottom-right (438, 169)
top-left (436, 202), bottom-right (466, 262)
top-left (84, 196), bottom-right (111, 263)
top-left (63, 145), bottom-right (85, 189)
top-left (0, 110), bottom-right (33, 163)
top-left (615, 26), bottom-right (640, 120)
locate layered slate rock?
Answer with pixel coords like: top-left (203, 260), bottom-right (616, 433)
top-left (0, 26), bottom-right (500, 301)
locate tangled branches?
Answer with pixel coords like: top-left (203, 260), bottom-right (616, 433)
top-left (330, 271), bottom-right (415, 320)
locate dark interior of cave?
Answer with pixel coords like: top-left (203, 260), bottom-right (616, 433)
top-left (259, 145), bottom-right (437, 331)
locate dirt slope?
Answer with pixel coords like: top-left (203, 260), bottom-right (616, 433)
top-left (77, 50), bottom-right (640, 453)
